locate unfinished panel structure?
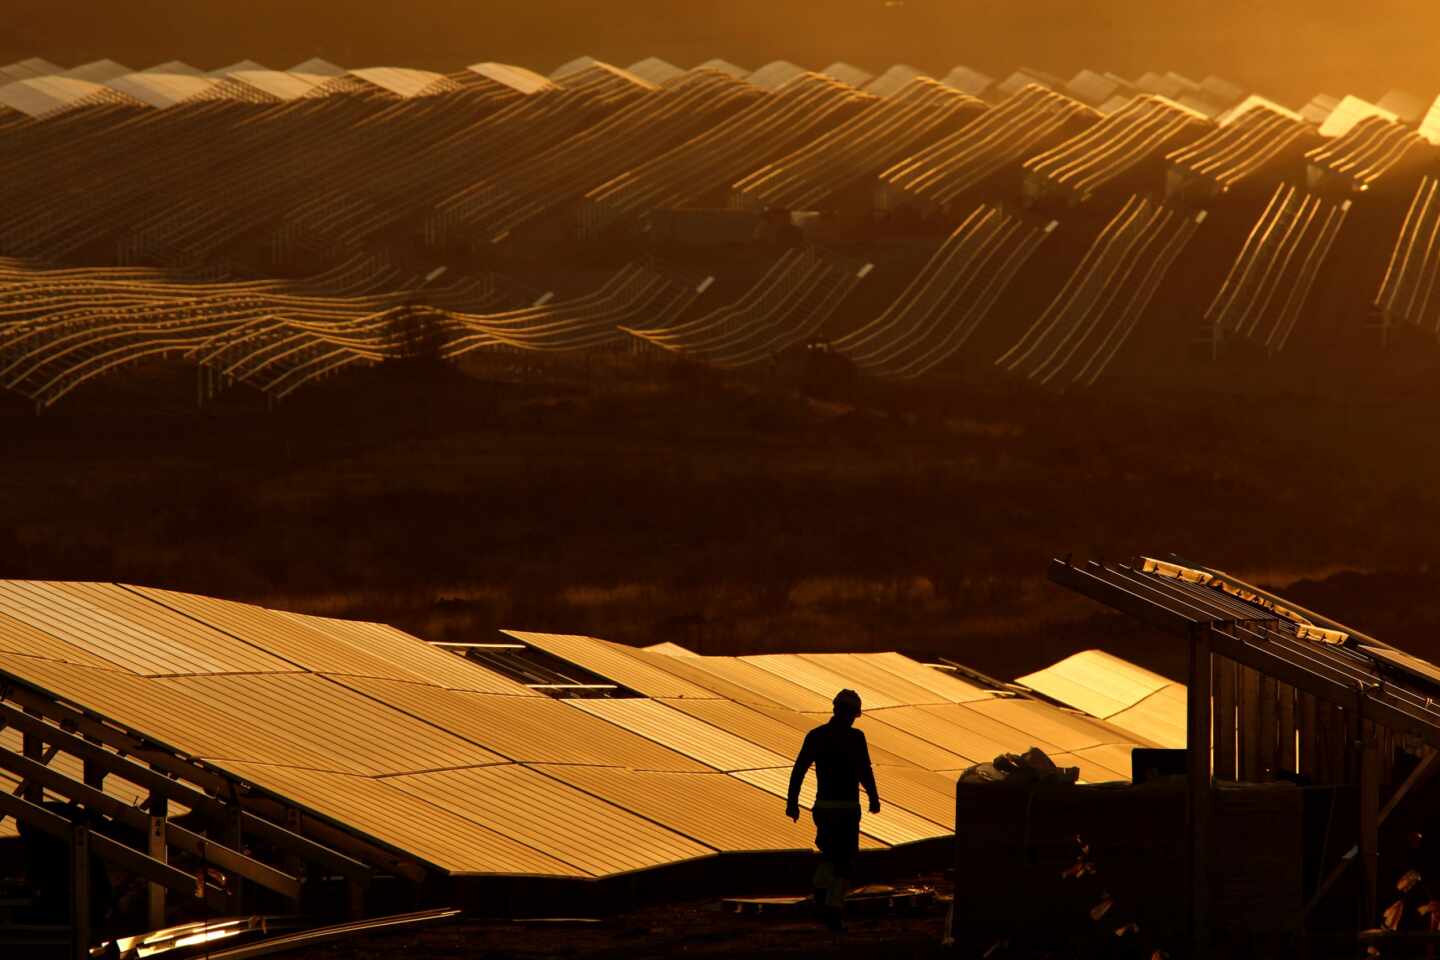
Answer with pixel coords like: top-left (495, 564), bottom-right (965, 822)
top-left (1050, 556), bottom-right (1440, 942)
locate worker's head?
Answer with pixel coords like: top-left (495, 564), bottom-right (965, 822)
top-left (832, 688), bottom-right (862, 725)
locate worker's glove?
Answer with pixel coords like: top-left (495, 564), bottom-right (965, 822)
top-left (869, 798), bottom-right (881, 815)
top-left (785, 802), bottom-right (800, 822)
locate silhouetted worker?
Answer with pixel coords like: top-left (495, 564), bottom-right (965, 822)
top-left (786, 688), bottom-right (880, 932)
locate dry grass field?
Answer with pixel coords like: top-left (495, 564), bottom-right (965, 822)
top-left (6, 355), bottom-right (1440, 683)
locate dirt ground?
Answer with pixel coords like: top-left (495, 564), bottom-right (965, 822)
top-left (288, 886), bottom-right (955, 960)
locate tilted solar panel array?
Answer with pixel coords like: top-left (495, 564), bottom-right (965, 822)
top-left (1165, 102), bottom-right (1316, 197)
top-left (578, 72), bottom-right (876, 237)
top-left (433, 69), bottom-right (764, 244)
top-left (875, 84), bottom-right (1099, 215)
top-left (1018, 650), bottom-right (1186, 748)
top-left (833, 206), bottom-right (1054, 378)
top-left (1022, 95), bottom-right (1212, 206)
top-left (726, 78), bottom-right (985, 214)
top-left (1306, 114), bottom-right (1430, 191)
top-left (0, 257), bottom-right (520, 408)
top-left (997, 195), bottom-right (1205, 386)
top-left (0, 583), bottom-right (1158, 877)
top-left (622, 248), bottom-right (866, 367)
top-left (1204, 183), bottom-right (1350, 354)
top-left (2, 56), bottom-right (1440, 399)
top-left (1376, 176), bottom-right (1440, 333)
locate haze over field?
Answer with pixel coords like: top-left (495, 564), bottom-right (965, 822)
top-left (7, 0), bottom-right (1440, 104)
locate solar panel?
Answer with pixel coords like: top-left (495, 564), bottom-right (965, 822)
top-left (732, 767), bottom-right (948, 845)
top-left (859, 652), bottom-right (996, 703)
top-left (130, 586), bottom-right (434, 681)
top-left (631, 649), bottom-right (835, 710)
top-left (277, 611), bottom-right (537, 694)
top-left (797, 652), bottom-right (978, 705)
top-left (1106, 686), bottom-right (1187, 747)
top-left (156, 674), bottom-right (506, 775)
top-left (742, 653), bottom-right (923, 709)
top-left (775, 707), bottom-right (979, 771)
top-left (47, 581), bottom-right (298, 675)
top-left (568, 698), bottom-right (789, 771)
top-left (222, 761), bottom-right (582, 877)
top-left (505, 631), bottom-right (720, 699)
top-left (0, 607), bottom-right (120, 669)
top-left (387, 765), bottom-right (713, 876)
top-left (1019, 653), bottom-right (1152, 720)
top-left (536, 764), bottom-right (832, 853)
top-left (0, 653), bottom-right (319, 767)
top-left (867, 704), bottom-right (1056, 764)
top-left (331, 676), bottom-right (708, 769)
top-left (964, 698), bottom-right (1153, 752)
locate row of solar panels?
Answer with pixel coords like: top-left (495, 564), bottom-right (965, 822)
top-left (0, 579), bottom-right (1180, 879)
top-left (2, 51), bottom-right (1435, 131)
top-left (0, 169), bottom-right (1433, 411)
top-left (1, 67), bottom-right (1437, 401)
top-left (0, 62), bottom-right (1430, 271)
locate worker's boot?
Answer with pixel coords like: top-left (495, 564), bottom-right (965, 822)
top-left (811, 862), bottom-right (832, 922)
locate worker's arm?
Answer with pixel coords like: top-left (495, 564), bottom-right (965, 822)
top-left (785, 731), bottom-right (815, 821)
top-left (857, 730), bottom-right (880, 813)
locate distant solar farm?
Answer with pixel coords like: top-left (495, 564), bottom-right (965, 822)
top-left (2, 54), bottom-right (1439, 409)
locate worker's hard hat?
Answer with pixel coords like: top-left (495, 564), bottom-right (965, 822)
top-left (833, 689), bottom-right (862, 715)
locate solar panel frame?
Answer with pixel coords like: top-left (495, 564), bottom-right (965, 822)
top-left (504, 631), bottom-right (721, 699)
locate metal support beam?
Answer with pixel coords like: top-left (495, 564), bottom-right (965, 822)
top-left (148, 815), bottom-right (167, 930)
top-left (1379, 748), bottom-right (1440, 824)
top-left (0, 687), bottom-right (229, 795)
top-left (0, 788), bottom-right (205, 899)
top-left (0, 700), bottom-right (372, 885)
top-left (22, 720), bottom-right (44, 803)
top-left (1188, 623), bottom-right (1213, 951)
top-left (1360, 738), bottom-right (1380, 925)
top-left (0, 747), bottom-right (301, 901)
top-left (71, 825), bottom-right (89, 960)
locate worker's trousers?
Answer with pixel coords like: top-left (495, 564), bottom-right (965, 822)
top-left (811, 802), bottom-right (861, 908)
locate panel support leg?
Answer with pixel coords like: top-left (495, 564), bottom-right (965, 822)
top-left (148, 814), bottom-right (167, 931)
top-left (1187, 623), bottom-right (1213, 954)
top-left (71, 825), bottom-right (90, 960)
